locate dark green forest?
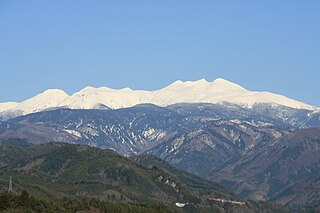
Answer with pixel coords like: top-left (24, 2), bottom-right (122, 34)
top-left (0, 140), bottom-right (289, 212)
top-left (0, 190), bottom-right (177, 213)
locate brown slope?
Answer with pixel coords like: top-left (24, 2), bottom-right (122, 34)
top-left (211, 128), bottom-right (320, 208)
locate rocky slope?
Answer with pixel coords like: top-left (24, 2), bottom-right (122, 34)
top-left (148, 127), bottom-right (320, 209)
top-left (210, 128), bottom-right (320, 208)
top-left (0, 103), bottom-right (319, 155)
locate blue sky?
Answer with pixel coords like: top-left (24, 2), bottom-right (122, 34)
top-left (1, 1), bottom-right (319, 106)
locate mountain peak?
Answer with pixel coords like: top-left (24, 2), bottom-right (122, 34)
top-left (12, 89), bottom-right (70, 114)
top-left (172, 80), bottom-right (184, 85)
top-left (194, 78), bottom-right (209, 83)
top-left (120, 87), bottom-right (133, 91)
top-left (0, 78), bottom-right (317, 117)
top-left (210, 78), bottom-right (248, 91)
top-left (169, 78), bottom-right (245, 91)
top-left (41, 89), bottom-right (68, 96)
top-left (77, 86), bottom-right (98, 93)
top-left (212, 77), bottom-right (231, 83)
top-left (167, 79), bottom-right (210, 88)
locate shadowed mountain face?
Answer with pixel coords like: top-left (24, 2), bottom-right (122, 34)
top-left (147, 126), bottom-right (320, 208)
top-left (0, 140), bottom-right (233, 204)
top-left (0, 104), bottom-right (319, 210)
top-left (0, 103), bottom-right (319, 155)
top-left (0, 140), bottom-right (287, 212)
top-left (210, 128), bottom-right (320, 208)
top-left (146, 120), bottom-right (286, 176)
top-left (0, 105), bottom-right (185, 155)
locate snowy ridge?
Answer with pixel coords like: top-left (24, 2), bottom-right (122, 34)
top-left (0, 78), bottom-right (317, 116)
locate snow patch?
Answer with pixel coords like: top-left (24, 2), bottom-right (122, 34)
top-left (64, 129), bottom-right (82, 138)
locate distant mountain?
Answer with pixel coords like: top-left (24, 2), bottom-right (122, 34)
top-left (0, 78), bottom-right (318, 120)
top-left (148, 127), bottom-right (320, 209)
top-left (0, 103), bottom-right (320, 155)
top-left (0, 106), bottom-right (185, 155)
top-left (146, 119), bottom-right (287, 176)
top-left (0, 140), bottom-right (286, 212)
top-left (0, 104), bottom-right (319, 210)
top-left (210, 128), bottom-right (320, 208)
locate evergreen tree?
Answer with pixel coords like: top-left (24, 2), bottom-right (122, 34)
top-left (20, 190), bottom-right (30, 206)
top-left (0, 192), bottom-right (10, 211)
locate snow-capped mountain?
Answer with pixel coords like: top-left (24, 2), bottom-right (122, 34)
top-left (0, 78), bottom-right (317, 119)
top-left (0, 79), bottom-right (319, 210)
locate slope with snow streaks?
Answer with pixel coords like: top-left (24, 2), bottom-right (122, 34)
top-left (0, 78), bottom-right (317, 118)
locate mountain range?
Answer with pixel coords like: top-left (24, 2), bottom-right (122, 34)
top-left (0, 78), bottom-right (318, 120)
top-left (0, 78), bottom-right (319, 211)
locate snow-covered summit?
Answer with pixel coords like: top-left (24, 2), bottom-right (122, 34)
top-left (0, 78), bottom-right (317, 117)
top-left (0, 89), bottom-right (69, 115)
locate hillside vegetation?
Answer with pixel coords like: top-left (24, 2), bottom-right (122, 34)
top-left (0, 140), bottom-right (286, 212)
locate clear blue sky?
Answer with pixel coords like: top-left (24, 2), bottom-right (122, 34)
top-left (1, 1), bottom-right (319, 106)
